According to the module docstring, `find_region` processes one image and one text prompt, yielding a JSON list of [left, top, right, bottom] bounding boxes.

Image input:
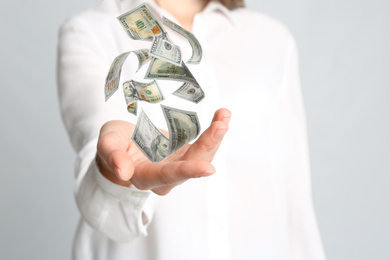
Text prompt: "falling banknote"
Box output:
[[133, 49, 152, 72], [161, 105, 201, 154], [122, 80, 165, 105], [149, 36, 182, 66], [172, 82, 205, 104], [145, 57, 199, 86], [132, 105, 201, 163], [105, 52, 130, 101], [105, 49, 152, 102], [117, 3, 170, 41], [134, 80, 165, 103], [132, 109, 169, 163], [105, 3, 206, 162], [162, 16, 202, 64], [144, 57, 206, 102]]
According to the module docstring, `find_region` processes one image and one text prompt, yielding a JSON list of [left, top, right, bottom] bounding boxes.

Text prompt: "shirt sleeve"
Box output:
[[57, 15, 159, 242], [278, 37, 327, 259]]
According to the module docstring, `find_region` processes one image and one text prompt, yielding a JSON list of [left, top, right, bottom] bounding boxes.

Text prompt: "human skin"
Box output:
[[97, 108, 231, 195], [96, 0, 230, 195], [154, 0, 210, 31]]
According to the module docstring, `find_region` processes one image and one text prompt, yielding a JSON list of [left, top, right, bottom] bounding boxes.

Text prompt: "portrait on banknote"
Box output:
[[148, 135, 170, 162], [123, 81, 138, 104]]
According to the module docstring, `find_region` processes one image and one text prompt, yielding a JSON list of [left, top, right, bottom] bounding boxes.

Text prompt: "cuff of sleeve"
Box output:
[[93, 161, 155, 239], [93, 161, 151, 208]]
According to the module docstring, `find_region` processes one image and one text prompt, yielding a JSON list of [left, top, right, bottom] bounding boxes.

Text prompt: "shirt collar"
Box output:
[[202, 1, 236, 26], [111, 0, 236, 26]]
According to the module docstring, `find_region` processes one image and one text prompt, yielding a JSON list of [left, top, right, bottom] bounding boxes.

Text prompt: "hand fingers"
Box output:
[[211, 107, 232, 124], [97, 120, 136, 180], [182, 108, 231, 161], [133, 160, 215, 194]]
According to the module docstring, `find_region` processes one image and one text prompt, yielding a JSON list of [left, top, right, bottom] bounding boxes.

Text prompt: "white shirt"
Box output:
[[57, 0, 326, 259]]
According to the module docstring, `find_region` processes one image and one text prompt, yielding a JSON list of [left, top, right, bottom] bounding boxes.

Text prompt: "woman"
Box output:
[[57, 0, 326, 259]]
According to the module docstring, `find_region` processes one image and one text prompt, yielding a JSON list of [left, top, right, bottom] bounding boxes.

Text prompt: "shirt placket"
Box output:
[[192, 12, 231, 260]]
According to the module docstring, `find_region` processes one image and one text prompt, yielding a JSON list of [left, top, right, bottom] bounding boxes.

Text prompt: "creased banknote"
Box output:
[[105, 49, 154, 102], [132, 106, 201, 163], [132, 49, 152, 72], [173, 82, 205, 104], [161, 105, 201, 153], [123, 80, 165, 105], [150, 36, 182, 66], [145, 58, 199, 86], [162, 16, 202, 64], [117, 3, 170, 41], [105, 52, 130, 101], [132, 80, 165, 103], [132, 110, 169, 163]]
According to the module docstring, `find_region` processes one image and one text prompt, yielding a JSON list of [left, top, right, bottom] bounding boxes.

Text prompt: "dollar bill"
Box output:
[[127, 102, 137, 116], [132, 110, 169, 163], [123, 81, 139, 104], [123, 80, 165, 105], [105, 52, 130, 101], [132, 49, 152, 72], [149, 36, 182, 66], [117, 3, 170, 41], [131, 106, 201, 163], [145, 58, 200, 86], [173, 82, 205, 104], [131, 80, 165, 103], [162, 16, 202, 64], [105, 49, 155, 102], [161, 105, 201, 153]]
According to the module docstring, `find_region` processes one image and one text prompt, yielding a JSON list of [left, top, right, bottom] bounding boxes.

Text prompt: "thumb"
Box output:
[[102, 149, 135, 181], [97, 121, 136, 181]]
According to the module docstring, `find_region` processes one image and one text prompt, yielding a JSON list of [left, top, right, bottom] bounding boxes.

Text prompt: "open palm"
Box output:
[[96, 108, 231, 195]]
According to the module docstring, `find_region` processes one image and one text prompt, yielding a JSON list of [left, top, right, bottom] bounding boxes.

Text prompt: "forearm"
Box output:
[[58, 17, 154, 241], [74, 140, 155, 242]]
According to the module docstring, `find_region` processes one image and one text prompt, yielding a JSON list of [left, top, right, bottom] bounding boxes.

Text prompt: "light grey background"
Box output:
[[0, 0, 388, 259]]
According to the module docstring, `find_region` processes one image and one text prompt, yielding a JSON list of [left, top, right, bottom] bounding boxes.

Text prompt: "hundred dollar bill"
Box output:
[[123, 81, 139, 104], [162, 16, 202, 64], [161, 105, 201, 154], [123, 80, 165, 105], [105, 52, 130, 101], [105, 49, 154, 102], [132, 49, 152, 72], [145, 58, 200, 86], [173, 82, 205, 104], [132, 110, 169, 163], [127, 102, 137, 116], [117, 3, 170, 41], [149, 36, 182, 66], [132, 80, 165, 103]]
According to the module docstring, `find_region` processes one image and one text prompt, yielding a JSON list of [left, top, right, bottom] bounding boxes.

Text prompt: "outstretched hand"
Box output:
[[96, 108, 231, 195]]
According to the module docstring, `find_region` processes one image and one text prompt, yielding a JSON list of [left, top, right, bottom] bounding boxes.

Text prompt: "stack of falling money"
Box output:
[[104, 3, 205, 163]]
